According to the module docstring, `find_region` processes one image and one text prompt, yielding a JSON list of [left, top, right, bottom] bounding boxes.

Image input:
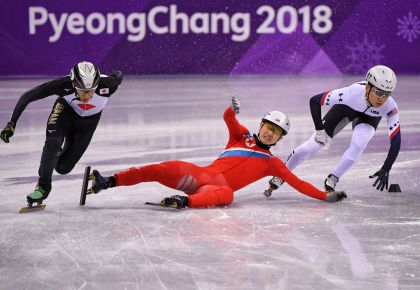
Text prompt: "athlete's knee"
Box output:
[[55, 162, 74, 175], [352, 138, 369, 153], [218, 186, 234, 205]]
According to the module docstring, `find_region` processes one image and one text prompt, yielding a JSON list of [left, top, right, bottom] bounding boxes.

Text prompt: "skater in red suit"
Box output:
[[89, 97, 346, 209]]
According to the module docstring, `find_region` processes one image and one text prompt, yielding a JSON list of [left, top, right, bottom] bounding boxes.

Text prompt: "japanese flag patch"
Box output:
[[100, 88, 109, 95]]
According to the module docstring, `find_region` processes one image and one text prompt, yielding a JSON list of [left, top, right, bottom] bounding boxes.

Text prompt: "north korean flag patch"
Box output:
[[100, 88, 109, 95]]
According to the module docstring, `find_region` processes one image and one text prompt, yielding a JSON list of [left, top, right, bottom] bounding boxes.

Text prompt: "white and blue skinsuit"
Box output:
[[285, 81, 401, 185]]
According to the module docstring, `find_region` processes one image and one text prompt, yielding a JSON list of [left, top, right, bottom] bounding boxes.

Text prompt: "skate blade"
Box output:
[[19, 204, 46, 213], [145, 202, 181, 211]]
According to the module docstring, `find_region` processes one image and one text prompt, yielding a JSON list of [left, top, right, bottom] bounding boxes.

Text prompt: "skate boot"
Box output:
[[27, 183, 51, 206], [88, 170, 116, 194], [263, 177, 284, 197], [324, 174, 339, 193], [160, 195, 189, 209]]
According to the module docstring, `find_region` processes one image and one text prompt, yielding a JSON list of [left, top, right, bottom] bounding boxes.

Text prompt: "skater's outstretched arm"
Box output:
[[10, 77, 72, 128], [370, 104, 401, 191], [1, 77, 72, 143], [223, 97, 249, 144], [270, 158, 346, 202]]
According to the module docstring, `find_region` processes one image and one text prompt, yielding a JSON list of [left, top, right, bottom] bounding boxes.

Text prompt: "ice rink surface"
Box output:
[[0, 76, 419, 290]]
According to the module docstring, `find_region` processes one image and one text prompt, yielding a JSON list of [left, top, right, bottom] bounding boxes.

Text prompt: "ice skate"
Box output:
[[19, 183, 51, 213], [145, 195, 189, 210], [80, 166, 115, 205], [324, 174, 339, 193]]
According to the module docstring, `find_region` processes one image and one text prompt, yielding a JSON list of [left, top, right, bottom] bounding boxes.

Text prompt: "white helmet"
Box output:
[[366, 65, 397, 92], [262, 111, 290, 135]]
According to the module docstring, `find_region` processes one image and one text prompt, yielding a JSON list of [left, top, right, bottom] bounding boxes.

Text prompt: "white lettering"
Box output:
[[190, 13, 209, 34], [28, 5, 332, 43], [86, 12, 106, 35], [210, 13, 230, 34], [49, 13, 68, 42], [127, 13, 146, 42], [170, 5, 189, 33], [107, 13, 126, 34], [29, 7, 48, 34], [148, 6, 168, 34], [231, 13, 250, 42], [67, 13, 85, 35]]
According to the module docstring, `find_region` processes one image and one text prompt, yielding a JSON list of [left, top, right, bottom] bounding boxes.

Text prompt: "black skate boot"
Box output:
[[27, 183, 51, 206], [89, 170, 116, 194], [160, 195, 189, 209], [324, 174, 339, 193]]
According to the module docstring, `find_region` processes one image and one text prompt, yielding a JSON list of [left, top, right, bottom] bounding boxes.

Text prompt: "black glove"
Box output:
[[369, 168, 389, 191], [0, 122, 15, 143], [325, 191, 347, 203]]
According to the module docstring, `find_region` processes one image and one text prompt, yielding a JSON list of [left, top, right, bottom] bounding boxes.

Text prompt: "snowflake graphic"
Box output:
[[345, 33, 384, 74], [397, 12, 420, 43]]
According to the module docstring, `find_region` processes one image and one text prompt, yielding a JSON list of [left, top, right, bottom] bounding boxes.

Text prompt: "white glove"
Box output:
[[231, 96, 240, 114], [314, 129, 328, 146]]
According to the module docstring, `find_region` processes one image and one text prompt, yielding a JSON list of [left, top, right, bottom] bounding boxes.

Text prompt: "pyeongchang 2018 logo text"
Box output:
[[29, 5, 333, 43]]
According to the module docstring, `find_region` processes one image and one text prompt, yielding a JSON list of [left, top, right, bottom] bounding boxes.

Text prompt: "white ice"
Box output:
[[0, 76, 419, 289]]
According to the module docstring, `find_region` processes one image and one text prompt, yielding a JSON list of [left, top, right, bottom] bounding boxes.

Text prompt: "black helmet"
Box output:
[[70, 61, 100, 91]]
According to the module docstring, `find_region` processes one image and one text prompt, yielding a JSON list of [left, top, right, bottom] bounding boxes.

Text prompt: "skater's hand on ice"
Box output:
[[263, 177, 284, 197], [369, 168, 389, 191], [0, 122, 15, 143], [231, 96, 240, 114], [325, 191, 347, 202], [314, 129, 328, 146]]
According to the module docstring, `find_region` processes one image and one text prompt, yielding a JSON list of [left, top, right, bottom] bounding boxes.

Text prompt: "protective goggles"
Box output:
[[264, 122, 283, 136], [75, 86, 97, 93], [371, 87, 391, 99]]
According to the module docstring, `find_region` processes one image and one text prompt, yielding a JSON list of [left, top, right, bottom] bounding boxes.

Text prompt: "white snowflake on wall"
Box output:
[[397, 12, 420, 43], [345, 34, 384, 74]]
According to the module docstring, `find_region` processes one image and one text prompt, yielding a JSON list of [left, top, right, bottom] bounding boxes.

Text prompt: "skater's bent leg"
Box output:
[[39, 99, 70, 183], [332, 123, 375, 178], [286, 133, 324, 171], [188, 185, 234, 208]]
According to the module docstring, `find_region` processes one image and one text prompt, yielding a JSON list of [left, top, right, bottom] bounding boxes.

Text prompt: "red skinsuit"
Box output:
[[114, 107, 327, 207]]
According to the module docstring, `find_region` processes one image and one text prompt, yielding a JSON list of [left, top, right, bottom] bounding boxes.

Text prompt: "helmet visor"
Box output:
[[371, 87, 391, 99], [75, 86, 97, 93], [264, 122, 283, 137]]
